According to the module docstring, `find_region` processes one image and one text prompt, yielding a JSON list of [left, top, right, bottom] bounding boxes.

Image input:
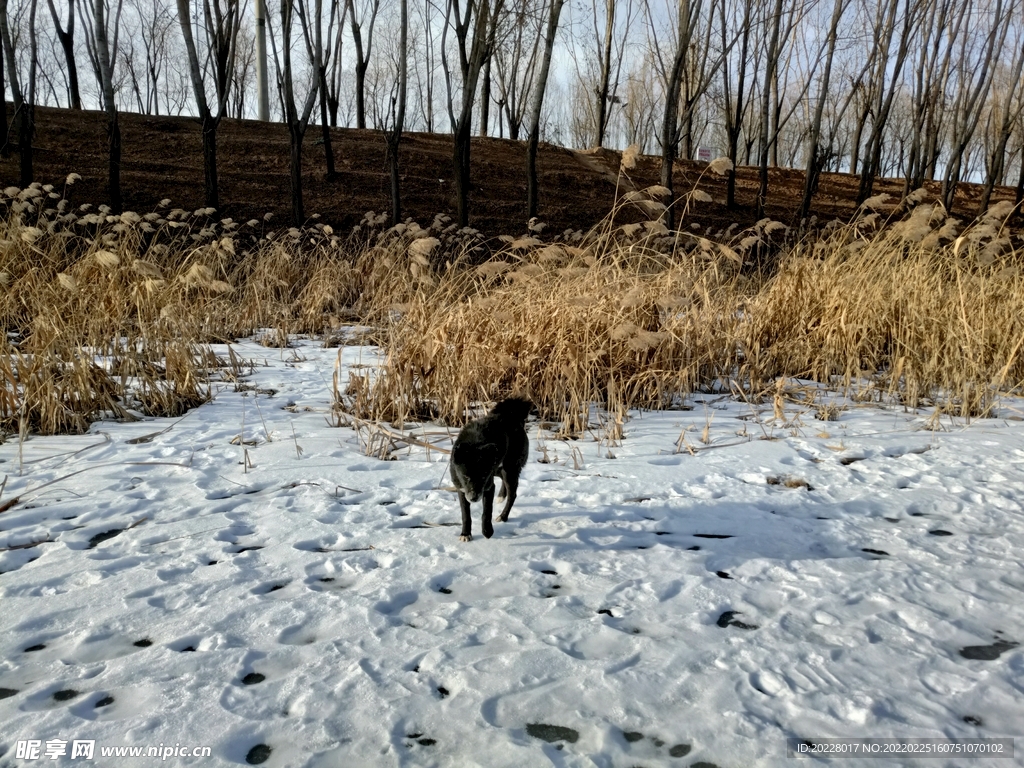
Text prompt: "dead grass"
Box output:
[[2, 177, 1023, 441], [337, 190, 1024, 427]]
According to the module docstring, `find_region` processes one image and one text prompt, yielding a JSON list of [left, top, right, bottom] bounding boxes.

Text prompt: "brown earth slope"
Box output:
[[2, 105, 1018, 237]]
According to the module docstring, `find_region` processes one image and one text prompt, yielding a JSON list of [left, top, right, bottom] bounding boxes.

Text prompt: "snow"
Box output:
[[1, 337, 1022, 767]]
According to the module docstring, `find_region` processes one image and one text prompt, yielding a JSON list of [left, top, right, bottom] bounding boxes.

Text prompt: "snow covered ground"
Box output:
[[1, 337, 1022, 767]]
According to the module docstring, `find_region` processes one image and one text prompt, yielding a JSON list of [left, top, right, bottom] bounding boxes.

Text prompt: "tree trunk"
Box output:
[[659, 0, 704, 230], [479, 53, 491, 136], [201, 116, 219, 210], [281, 0, 322, 224], [387, 0, 407, 224], [798, 0, 845, 220], [319, 65, 336, 178], [354, 61, 367, 128], [757, 0, 785, 218], [387, 131, 401, 223], [977, 42, 1024, 213], [595, 0, 614, 147], [47, 0, 81, 109], [1014, 155, 1023, 211], [0, 32, 6, 155], [454, 112, 472, 226], [447, 0, 502, 227], [289, 124, 305, 223], [108, 109, 122, 212], [19, 102, 32, 187], [94, 0, 121, 211], [526, 0, 564, 219], [346, 0, 379, 130], [856, 0, 916, 204], [0, 0, 25, 165], [723, 0, 751, 210]]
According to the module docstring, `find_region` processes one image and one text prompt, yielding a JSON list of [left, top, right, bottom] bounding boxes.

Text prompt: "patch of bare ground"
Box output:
[[3, 104, 1019, 235]]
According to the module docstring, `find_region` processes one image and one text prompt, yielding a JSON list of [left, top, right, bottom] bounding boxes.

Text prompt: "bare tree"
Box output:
[[976, 34, 1023, 211], [0, 31, 6, 145], [45, 0, 81, 108], [491, 0, 542, 140], [620, 55, 659, 151], [132, 0, 176, 115], [902, 0, 964, 194], [175, 0, 241, 210], [77, 0, 124, 108], [978, 34, 1024, 211], [651, 0, 725, 227], [718, 0, 755, 208], [443, 0, 505, 227], [384, 0, 408, 223], [0, 0, 23, 164], [228, 18, 256, 118], [86, 0, 124, 210], [755, 0, 787, 217], [1, 0, 38, 185], [1016, 109, 1024, 209], [940, 0, 1014, 212], [315, 0, 345, 176], [525, 0, 564, 218], [798, 0, 851, 219], [122, 1, 175, 116], [345, 0, 380, 129], [853, 0, 921, 203], [591, 0, 635, 147], [280, 0, 324, 223], [411, 0, 439, 131]]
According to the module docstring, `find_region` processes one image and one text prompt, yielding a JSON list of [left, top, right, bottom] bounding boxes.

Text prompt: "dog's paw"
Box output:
[[483, 527, 493, 539], [496, 513, 509, 523], [458, 534, 472, 542]]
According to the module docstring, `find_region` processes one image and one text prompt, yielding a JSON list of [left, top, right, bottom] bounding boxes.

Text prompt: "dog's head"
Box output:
[[491, 397, 534, 424], [451, 442, 499, 502]]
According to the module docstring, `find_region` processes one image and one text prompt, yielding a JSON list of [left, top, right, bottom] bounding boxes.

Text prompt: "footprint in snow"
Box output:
[[245, 744, 272, 765], [277, 624, 317, 646], [717, 611, 758, 630], [252, 581, 290, 595], [526, 723, 579, 744], [404, 732, 437, 747], [229, 543, 265, 554], [87, 528, 125, 549], [959, 640, 1018, 660], [374, 591, 419, 615], [620, 730, 692, 758]]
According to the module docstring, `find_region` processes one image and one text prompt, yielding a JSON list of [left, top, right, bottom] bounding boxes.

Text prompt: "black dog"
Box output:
[[450, 397, 531, 541]]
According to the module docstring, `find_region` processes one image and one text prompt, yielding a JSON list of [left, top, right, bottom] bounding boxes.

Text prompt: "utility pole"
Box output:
[[255, 0, 269, 120]]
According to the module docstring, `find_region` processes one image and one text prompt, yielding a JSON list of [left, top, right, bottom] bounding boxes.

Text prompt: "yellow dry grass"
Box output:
[[2, 178, 1023, 440]]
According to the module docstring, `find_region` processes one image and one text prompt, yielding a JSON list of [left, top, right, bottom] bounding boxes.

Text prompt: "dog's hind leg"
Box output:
[[482, 481, 496, 538], [497, 469, 518, 523], [458, 492, 473, 542]]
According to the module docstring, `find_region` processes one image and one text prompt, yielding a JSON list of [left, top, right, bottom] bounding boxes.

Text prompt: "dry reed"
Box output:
[[3, 178, 1023, 442]]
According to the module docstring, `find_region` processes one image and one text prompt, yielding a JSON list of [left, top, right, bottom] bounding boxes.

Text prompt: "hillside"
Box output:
[[2, 105, 1019, 236]]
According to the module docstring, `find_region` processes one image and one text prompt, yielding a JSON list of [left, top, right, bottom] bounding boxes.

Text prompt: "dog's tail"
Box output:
[[491, 396, 533, 424]]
